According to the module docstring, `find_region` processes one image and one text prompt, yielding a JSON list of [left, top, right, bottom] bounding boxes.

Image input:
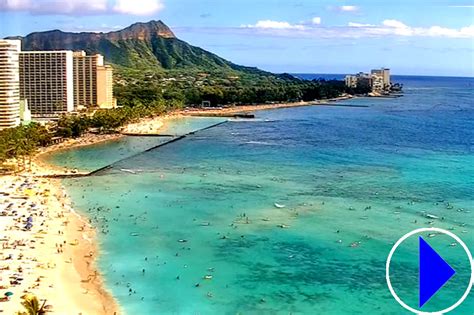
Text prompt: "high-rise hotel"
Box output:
[[73, 51, 116, 109], [73, 51, 101, 109], [0, 41, 116, 127], [19, 51, 74, 119], [96, 64, 115, 109], [0, 40, 21, 130]]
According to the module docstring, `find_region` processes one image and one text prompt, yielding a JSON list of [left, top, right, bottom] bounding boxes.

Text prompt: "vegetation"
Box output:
[[0, 99, 181, 172], [1, 20, 370, 173], [16, 294, 46, 315], [17, 20, 355, 107], [114, 67, 350, 107], [0, 123, 51, 171]]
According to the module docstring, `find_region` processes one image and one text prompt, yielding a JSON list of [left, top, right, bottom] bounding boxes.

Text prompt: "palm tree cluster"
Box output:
[[0, 100, 181, 172], [0, 123, 51, 172], [16, 294, 47, 315]]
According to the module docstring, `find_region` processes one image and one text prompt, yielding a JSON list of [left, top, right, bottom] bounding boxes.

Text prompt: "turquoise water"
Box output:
[[53, 76, 473, 314], [43, 117, 226, 172]]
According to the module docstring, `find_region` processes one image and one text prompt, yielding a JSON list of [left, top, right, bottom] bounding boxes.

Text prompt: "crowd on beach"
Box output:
[[120, 117, 164, 135], [0, 112, 173, 314], [0, 176, 60, 313], [0, 174, 116, 314]]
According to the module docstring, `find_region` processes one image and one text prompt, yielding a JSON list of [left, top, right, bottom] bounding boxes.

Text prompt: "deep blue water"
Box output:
[[48, 75, 474, 314]]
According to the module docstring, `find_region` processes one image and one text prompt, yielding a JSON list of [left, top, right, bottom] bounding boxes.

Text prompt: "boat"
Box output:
[[203, 275, 213, 280], [130, 232, 139, 237], [274, 203, 286, 209], [425, 213, 439, 219], [277, 224, 289, 228]]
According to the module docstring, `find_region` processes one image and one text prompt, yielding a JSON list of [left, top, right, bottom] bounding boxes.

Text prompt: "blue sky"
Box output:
[[1, 0, 473, 76]]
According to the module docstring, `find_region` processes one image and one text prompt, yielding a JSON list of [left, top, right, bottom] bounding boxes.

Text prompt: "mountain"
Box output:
[[8, 20, 268, 74]]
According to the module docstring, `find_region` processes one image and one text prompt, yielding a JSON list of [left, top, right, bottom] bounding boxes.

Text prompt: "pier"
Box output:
[[37, 121, 228, 178], [188, 113, 255, 118], [120, 133, 176, 137]]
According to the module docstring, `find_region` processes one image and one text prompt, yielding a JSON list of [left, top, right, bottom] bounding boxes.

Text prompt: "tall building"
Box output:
[[345, 72, 372, 90], [344, 75, 358, 88], [371, 68, 390, 88], [19, 51, 74, 119], [0, 40, 21, 130], [356, 73, 373, 90], [97, 65, 115, 109], [73, 51, 103, 109], [371, 75, 384, 92]]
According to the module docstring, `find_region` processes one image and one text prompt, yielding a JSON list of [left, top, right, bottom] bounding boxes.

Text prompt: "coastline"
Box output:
[[0, 135, 132, 313], [180, 95, 355, 117], [0, 96, 354, 315], [0, 173, 120, 315]]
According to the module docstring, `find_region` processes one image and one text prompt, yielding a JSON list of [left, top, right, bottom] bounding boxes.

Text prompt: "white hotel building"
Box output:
[[0, 40, 21, 130], [19, 51, 74, 119]]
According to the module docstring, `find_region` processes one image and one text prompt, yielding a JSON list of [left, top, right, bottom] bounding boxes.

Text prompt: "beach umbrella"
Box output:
[[4, 291, 13, 297]]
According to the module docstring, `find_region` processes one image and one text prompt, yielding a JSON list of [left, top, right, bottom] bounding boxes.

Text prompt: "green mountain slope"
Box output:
[[9, 20, 267, 74]]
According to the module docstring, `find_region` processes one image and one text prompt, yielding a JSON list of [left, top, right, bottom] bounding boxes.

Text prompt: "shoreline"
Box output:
[[0, 173, 120, 315], [179, 95, 355, 117], [0, 95, 355, 315], [0, 135, 134, 313]]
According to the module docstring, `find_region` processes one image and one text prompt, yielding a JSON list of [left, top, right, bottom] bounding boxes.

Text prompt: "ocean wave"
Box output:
[[403, 87, 436, 91], [244, 141, 276, 146]]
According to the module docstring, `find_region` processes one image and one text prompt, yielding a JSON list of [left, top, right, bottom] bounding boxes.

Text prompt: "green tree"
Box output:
[[17, 294, 46, 315]]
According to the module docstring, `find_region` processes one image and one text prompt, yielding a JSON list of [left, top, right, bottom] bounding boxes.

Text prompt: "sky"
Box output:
[[1, 0, 473, 76]]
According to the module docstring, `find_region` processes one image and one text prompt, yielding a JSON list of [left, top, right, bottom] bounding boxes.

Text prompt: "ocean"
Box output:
[[46, 75, 474, 314]]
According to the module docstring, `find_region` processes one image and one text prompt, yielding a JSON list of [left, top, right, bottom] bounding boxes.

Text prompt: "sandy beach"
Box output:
[[0, 133, 133, 313], [0, 112, 178, 314], [180, 95, 354, 117], [0, 174, 119, 315], [120, 116, 164, 135]]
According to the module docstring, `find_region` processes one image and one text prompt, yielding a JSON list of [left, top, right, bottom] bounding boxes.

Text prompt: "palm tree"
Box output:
[[17, 295, 46, 315]]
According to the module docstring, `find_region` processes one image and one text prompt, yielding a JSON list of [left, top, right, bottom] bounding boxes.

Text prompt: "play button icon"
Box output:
[[386, 227, 474, 314], [419, 236, 456, 308]]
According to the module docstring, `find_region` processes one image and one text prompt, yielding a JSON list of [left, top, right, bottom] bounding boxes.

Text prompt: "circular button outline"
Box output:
[[386, 227, 474, 314]]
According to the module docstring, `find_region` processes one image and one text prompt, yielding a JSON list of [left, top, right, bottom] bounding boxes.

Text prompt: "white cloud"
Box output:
[[381, 19, 412, 36], [348, 22, 375, 27], [0, 0, 29, 10], [66, 23, 124, 32], [0, 0, 164, 15], [243, 20, 305, 30], [240, 18, 474, 39], [0, 0, 107, 14], [113, 0, 164, 15], [376, 19, 474, 38], [338, 5, 359, 12], [382, 19, 408, 29], [312, 17, 321, 25], [423, 25, 474, 37]]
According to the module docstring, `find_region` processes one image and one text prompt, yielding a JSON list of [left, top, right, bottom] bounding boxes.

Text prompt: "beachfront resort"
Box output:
[[0, 6, 472, 313], [0, 39, 116, 130], [344, 68, 402, 96], [0, 39, 120, 314]]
